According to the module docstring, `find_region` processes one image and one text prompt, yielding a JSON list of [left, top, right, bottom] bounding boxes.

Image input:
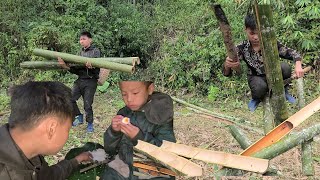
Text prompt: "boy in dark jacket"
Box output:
[[0, 81, 92, 180], [223, 14, 304, 111], [103, 81, 176, 179], [58, 31, 101, 132]]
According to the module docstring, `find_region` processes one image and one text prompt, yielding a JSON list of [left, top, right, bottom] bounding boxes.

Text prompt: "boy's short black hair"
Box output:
[[9, 81, 74, 130], [80, 31, 92, 38], [245, 14, 256, 30]]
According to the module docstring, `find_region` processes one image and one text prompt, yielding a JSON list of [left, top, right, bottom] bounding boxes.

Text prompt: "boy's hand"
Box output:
[[121, 123, 140, 139], [111, 115, 123, 132], [57, 57, 70, 70], [224, 57, 240, 70], [86, 62, 93, 69], [75, 152, 93, 164], [295, 61, 304, 78]]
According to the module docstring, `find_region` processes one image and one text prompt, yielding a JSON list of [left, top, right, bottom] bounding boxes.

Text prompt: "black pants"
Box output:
[[72, 78, 97, 123], [248, 62, 291, 100]]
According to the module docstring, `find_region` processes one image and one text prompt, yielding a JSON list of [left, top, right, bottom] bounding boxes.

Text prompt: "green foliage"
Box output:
[[0, 0, 318, 103], [207, 85, 220, 101]]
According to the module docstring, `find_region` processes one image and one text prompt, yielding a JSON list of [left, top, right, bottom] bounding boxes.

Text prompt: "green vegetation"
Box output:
[[0, 0, 318, 101]]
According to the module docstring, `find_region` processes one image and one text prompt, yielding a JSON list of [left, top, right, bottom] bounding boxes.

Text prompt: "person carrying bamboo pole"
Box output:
[[58, 31, 103, 132], [223, 14, 304, 112], [102, 72, 176, 179]]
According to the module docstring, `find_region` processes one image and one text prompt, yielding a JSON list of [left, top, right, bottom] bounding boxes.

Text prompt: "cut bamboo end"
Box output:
[[241, 96, 320, 156]]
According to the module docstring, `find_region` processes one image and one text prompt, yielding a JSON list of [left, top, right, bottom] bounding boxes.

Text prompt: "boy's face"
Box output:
[[79, 35, 92, 49], [245, 28, 259, 46], [119, 81, 154, 111], [45, 118, 72, 155]]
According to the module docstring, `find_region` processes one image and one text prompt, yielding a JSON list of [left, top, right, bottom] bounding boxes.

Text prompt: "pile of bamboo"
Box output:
[[20, 48, 140, 73]]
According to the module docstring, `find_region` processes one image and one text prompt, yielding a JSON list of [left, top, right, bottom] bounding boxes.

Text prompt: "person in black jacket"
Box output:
[[0, 81, 92, 180], [103, 81, 176, 179], [58, 31, 101, 132]]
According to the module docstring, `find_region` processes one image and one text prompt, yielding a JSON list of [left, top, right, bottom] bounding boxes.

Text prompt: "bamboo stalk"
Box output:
[[228, 125, 252, 149], [301, 139, 314, 176], [296, 78, 306, 109], [20, 61, 65, 70], [171, 96, 263, 134], [186, 107, 263, 134], [33, 49, 134, 73], [241, 96, 320, 156], [262, 96, 275, 134], [296, 77, 314, 176], [252, 124, 320, 159], [254, 3, 288, 124]]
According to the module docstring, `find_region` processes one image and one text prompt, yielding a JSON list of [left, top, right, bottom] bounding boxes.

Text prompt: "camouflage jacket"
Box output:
[[237, 40, 302, 76]]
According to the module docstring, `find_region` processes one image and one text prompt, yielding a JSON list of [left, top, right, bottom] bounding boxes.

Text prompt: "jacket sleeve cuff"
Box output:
[[132, 130, 144, 146], [110, 127, 122, 136], [70, 158, 79, 169]]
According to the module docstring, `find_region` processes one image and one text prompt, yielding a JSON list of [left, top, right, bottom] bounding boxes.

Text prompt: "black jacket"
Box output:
[[69, 45, 101, 79], [0, 124, 78, 180], [103, 92, 176, 179]]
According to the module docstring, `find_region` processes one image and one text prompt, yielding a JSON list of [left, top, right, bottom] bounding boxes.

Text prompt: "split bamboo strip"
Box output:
[[241, 96, 320, 156], [160, 141, 269, 174], [252, 124, 320, 159], [134, 140, 203, 177]]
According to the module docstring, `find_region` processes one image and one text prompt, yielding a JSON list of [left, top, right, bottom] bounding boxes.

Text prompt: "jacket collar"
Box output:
[[82, 44, 95, 52], [0, 124, 42, 171]]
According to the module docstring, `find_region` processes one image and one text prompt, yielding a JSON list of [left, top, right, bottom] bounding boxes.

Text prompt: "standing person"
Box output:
[[0, 81, 92, 180], [58, 31, 101, 132], [103, 81, 176, 179], [223, 14, 304, 112]]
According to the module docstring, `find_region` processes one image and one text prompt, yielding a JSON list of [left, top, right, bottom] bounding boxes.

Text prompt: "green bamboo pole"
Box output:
[[296, 78, 314, 176], [262, 96, 275, 134], [252, 124, 320, 159], [171, 96, 263, 135], [33, 48, 134, 73], [254, 3, 288, 125], [301, 139, 314, 176], [20, 61, 65, 69], [297, 78, 306, 109], [228, 125, 252, 149]]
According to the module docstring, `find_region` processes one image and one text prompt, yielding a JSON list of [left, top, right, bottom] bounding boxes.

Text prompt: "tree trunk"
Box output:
[[211, 4, 238, 62], [254, 3, 288, 124], [33, 49, 134, 73], [252, 124, 320, 159], [228, 125, 252, 149]]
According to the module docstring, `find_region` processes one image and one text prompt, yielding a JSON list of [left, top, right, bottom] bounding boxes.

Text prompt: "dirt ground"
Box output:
[[0, 91, 319, 180]]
